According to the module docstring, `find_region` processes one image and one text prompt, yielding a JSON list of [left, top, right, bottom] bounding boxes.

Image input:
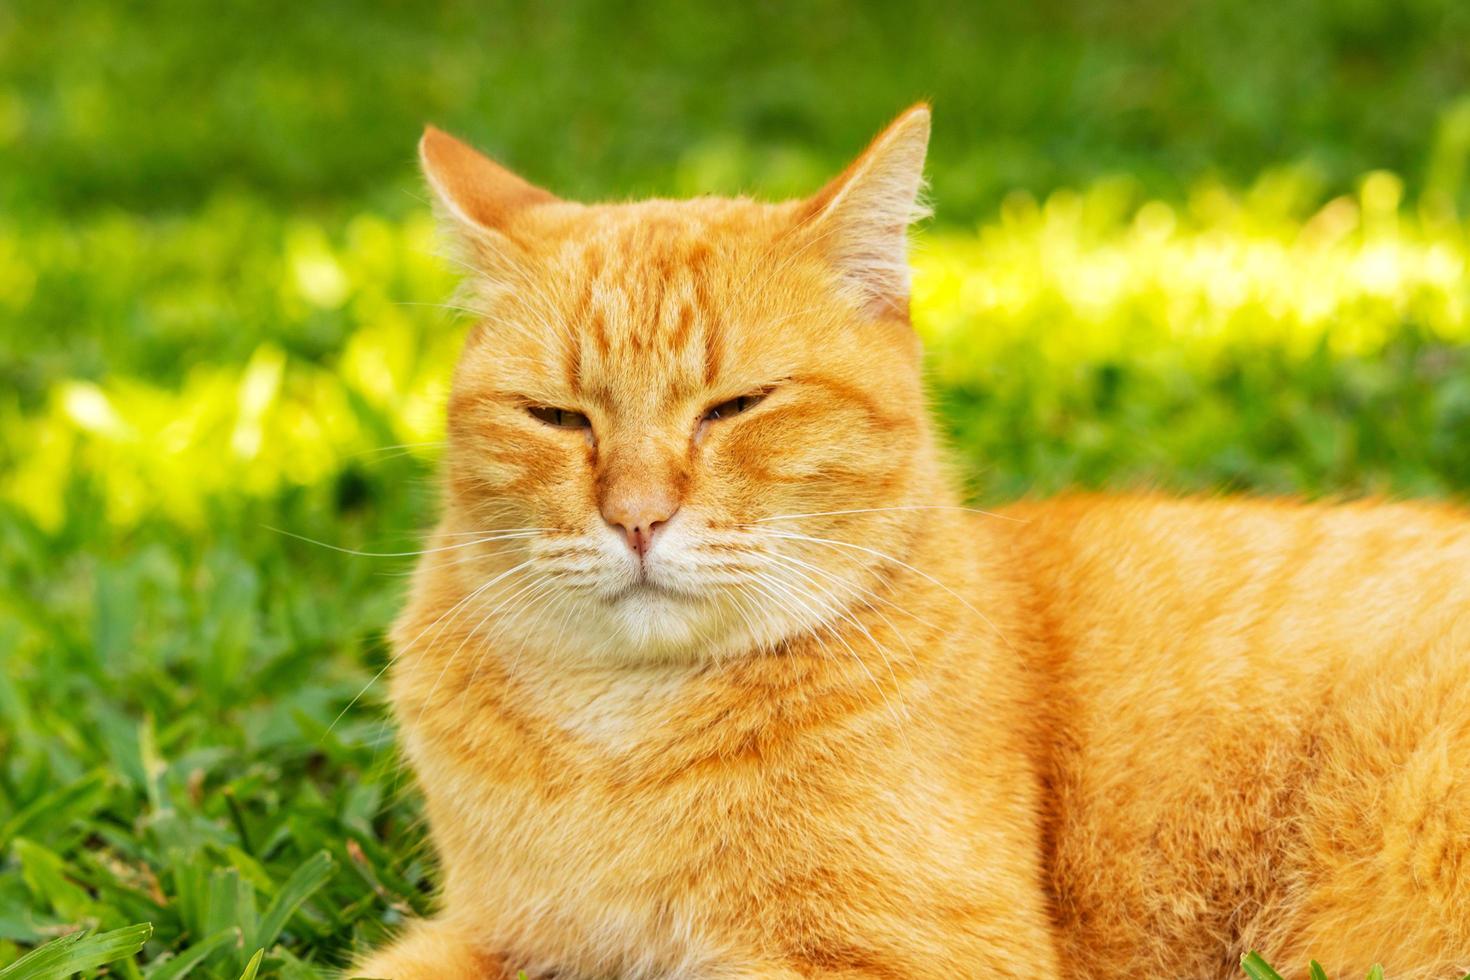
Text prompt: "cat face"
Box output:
[[422, 108, 936, 663]]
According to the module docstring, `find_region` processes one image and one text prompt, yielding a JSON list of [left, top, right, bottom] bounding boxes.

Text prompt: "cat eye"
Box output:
[[703, 392, 768, 422], [528, 406, 592, 429]]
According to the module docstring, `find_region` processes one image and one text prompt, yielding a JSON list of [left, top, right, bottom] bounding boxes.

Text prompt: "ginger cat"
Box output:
[[354, 107, 1470, 979]]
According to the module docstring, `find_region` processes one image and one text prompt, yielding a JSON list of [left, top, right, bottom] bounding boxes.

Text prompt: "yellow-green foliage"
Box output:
[[5, 169, 1467, 533], [918, 172, 1467, 370]]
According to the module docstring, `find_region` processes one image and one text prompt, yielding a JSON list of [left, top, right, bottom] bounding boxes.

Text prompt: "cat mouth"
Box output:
[[603, 579, 694, 604]]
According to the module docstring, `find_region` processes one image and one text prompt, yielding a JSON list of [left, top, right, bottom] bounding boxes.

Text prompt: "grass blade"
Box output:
[[0, 774, 109, 852], [1366, 968, 1385, 980], [253, 851, 334, 951], [144, 927, 239, 980], [203, 869, 246, 952], [0, 923, 153, 980], [1241, 951, 1288, 980], [237, 949, 265, 980], [1309, 962, 1329, 980]]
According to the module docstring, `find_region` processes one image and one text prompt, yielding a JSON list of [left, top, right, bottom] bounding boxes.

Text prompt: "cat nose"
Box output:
[[600, 490, 679, 559]]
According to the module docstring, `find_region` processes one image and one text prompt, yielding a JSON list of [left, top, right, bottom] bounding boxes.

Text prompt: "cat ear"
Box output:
[[418, 125, 558, 235], [798, 104, 932, 317]]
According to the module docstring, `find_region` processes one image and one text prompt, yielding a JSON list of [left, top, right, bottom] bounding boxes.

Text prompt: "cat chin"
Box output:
[[510, 585, 781, 668], [598, 592, 754, 665]]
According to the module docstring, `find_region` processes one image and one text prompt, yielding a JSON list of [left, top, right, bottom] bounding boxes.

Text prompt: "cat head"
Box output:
[[418, 106, 941, 665]]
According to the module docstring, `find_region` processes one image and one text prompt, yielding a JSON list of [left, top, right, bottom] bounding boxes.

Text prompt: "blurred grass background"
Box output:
[[2, 1, 1470, 976]]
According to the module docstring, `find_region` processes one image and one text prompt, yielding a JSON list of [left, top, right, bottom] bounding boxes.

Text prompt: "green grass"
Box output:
[[1241, 951, 1470, 980], [4, 0, 1470, 976]]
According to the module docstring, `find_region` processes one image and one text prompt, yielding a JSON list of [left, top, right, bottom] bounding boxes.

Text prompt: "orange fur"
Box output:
[[353, 108, 1470, 979]]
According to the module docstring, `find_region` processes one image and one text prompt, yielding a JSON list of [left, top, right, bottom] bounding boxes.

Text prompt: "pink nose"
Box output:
[[600, 494, 679, 559]]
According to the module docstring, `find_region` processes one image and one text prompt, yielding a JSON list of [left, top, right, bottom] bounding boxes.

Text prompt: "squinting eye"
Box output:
[[528, 406, 592, 429], [703, 391, 768, 422]]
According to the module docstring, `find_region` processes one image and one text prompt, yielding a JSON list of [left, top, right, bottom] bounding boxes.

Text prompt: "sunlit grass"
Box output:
[[5, 168, 1468, 533], [916, 170, 1467, 370]]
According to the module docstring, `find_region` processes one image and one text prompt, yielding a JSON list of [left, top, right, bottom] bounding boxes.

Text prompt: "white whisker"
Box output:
[[761, 546, 940, 637], [761, 528, 1015, 652], [753, 505, 1026, 524], [417, 566, 549, 720], [266, 525, 547, 558], [746, 568, 910, 746], [324, 557, 536, 736]]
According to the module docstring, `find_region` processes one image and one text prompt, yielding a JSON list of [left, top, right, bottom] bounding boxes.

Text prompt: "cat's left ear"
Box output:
[[797, 104, 931, 318], [419, 125, 559, 237]]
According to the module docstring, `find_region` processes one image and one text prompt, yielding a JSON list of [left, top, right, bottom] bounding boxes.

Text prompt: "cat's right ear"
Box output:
[[418, 126, 558, 236], [794, 105, 931, 319]]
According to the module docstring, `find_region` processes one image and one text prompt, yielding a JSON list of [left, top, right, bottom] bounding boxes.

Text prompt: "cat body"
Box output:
[[354, 109, 1470, 979], [1017, 495, 1470, 976]]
